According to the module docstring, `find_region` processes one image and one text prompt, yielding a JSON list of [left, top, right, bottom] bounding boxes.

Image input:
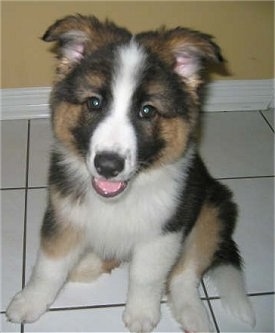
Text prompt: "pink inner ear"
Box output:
[[174, 54, 200, 79], [64, 43, 84, 62], [60, 30, 87, 63]]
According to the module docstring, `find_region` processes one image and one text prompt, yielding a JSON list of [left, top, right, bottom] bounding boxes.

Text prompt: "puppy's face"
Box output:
[[44, 15, 222, 198]]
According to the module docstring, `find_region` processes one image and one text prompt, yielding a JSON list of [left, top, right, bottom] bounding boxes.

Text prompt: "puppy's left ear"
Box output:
[[168, 28, 223, 82], [138, 27, 223, 87]]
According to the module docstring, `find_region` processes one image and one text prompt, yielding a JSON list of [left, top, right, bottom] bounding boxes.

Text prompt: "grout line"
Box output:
[[259, 110, 274, 133], [217, 175, 274, 181], [199, 291, 275, 302], [22, 120, 31, 288], [21, 120, 31, 333], [202, 281, 220, 333], [1, 186, 48, 191], [1, 187, 26, 191], [48, 299, 169, 313], [248, 291, 275, 297], [201, 109, 269, 114], [49, 303, 126, 312]]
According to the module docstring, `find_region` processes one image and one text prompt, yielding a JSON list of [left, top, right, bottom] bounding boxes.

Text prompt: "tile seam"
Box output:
[[21, 120, 31, 333]]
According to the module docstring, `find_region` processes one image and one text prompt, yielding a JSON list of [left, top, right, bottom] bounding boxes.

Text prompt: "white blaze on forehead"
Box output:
[[112, 40, 146, 116], [89, 40, 146, 179]]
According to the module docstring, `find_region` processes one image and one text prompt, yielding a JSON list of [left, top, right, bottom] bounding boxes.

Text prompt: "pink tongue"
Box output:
[[92, 178, 127, 198]]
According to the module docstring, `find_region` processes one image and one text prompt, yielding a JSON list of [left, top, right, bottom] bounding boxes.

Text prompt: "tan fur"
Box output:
[[52, 102, 82, 153], [157, 117, 190, 166], [41, 224, 83, 258], [69, 252, 120, 283], [169, 203, 221, 280], [41, 186, 84, 258], [55, 58, 76, 82], [102, 258, 121, 273]]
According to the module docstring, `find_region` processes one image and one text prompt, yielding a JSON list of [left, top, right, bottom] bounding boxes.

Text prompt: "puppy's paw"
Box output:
[[123, 304, 160, 333], [6, 290, 49, 323], [171, 299, 213, 332]]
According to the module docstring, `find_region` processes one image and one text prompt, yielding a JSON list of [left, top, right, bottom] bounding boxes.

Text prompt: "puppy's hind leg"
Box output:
[[69, 252, 120, 283], [168, 203, 222, 333]]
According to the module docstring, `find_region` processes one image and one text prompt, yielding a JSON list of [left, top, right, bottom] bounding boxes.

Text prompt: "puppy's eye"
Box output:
[[139, 105, 157, 120], [87, 96, 103, 111]]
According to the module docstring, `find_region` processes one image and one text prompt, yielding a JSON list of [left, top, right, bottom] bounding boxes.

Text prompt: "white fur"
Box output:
[[124, 232, 182, 332], [88, 41, 146, 180], [169, 267, 213, 332], [6, 249, 82, 323]]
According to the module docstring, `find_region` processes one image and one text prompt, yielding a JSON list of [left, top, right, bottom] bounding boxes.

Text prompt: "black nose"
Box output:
[[94, 152, 125, 179]]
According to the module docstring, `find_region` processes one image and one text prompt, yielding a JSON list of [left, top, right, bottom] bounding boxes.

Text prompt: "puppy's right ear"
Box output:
[[42, 15, 92, 66], [42, 14, 131, 76]]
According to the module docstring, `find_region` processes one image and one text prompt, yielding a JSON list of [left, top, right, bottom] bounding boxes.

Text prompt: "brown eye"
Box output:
[[87, 96, 103, 111], [139, 105, 157, 120]]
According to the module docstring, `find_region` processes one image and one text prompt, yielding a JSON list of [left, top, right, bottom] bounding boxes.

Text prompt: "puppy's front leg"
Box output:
[[6, 205, 85, 323], [123, 232, 181, 333]]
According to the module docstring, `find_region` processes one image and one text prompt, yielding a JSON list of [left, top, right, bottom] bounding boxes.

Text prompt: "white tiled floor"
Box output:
[[1, 109, 274, 332]]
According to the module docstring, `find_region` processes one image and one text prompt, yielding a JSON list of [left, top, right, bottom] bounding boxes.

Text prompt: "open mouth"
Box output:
[[92, 177, 128, 198]]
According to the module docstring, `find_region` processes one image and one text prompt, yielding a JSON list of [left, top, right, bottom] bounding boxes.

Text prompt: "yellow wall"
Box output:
[[2, 1, 274, 88]]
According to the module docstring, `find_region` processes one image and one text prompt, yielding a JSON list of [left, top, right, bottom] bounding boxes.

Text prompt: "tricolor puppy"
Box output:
[[7, 15, 255, 332]]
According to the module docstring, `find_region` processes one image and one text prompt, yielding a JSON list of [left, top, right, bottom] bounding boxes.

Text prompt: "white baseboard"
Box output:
[[203, 79, 274, 112], [1, 79, 274, 120]]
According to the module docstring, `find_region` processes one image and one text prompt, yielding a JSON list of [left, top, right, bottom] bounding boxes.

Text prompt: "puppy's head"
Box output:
[[43, 14, 222, 198]]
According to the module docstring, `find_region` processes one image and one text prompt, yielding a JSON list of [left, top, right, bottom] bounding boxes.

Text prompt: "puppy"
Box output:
[[6, 15, 255, 332]]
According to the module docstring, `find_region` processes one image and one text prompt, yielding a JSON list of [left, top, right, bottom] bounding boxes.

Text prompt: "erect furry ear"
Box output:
[[43, 29, 88, 63], [169, 28, 223, 80], [42, 15, 92, 64], [137, 27, 223, 85], [42, 14, 131, 72]]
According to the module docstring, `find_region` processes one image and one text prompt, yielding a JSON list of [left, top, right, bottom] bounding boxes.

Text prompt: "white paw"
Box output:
[[123, 304, 160, 333], [171, 300, 212, 332], [6, 290, 49, 323]]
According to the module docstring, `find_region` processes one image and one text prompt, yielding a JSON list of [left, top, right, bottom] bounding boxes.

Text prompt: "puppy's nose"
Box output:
[[94, 152, 125, 179]]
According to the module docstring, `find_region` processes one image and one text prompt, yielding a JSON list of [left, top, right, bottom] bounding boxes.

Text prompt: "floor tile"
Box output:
[[210, 294, 274, 332], [1, 313, 21, 333], [204, 177, 274, 296], [23, 302, 213, 332], [261, 109, 274, 131], [28, 119, 53, 187], [200, 111, 274, 178], [1, 190, 25, 311], [1, 120, 28, 188], [23, 306, 127, 332]]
